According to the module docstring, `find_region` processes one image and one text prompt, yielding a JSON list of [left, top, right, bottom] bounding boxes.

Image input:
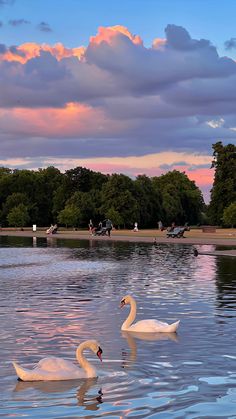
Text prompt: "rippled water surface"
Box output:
[[1, 236, 236, 418]]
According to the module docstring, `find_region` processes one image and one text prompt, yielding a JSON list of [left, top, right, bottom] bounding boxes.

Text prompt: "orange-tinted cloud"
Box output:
[[89, 25, 143, 46], [0, 42, 85, 63], [0, 102, 123, 137], [152, 38, 166, 49], [0, 25, 142, 64]]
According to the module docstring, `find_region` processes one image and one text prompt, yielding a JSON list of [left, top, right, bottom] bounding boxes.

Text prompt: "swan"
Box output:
[[120, 295, 180, 333], [12, 340, 103, 381]]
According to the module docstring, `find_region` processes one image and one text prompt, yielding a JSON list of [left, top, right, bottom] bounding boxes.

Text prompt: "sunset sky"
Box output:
[[1, 0, 236, 202]]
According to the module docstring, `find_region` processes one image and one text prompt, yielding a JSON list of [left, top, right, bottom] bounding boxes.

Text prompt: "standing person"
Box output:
[[133, 222, 138, 232], [105, 218, 113, 237], [88, 219, 93, 235], [158, 220, 163, 230]]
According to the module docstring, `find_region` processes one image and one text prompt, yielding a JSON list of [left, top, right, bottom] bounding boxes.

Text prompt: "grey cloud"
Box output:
[[0, 21, 3, 27], [0, 24, 236, 159], [8, 18, 30, 26], [0, 51, 118, 107], [165, 24, 212, 51], [159, 162, 211, 170], [9, 45, 26, 56], [225, 37, 236, 50], [0, 43, 26, 56], [37, 21, 52, 32], [85, 25, 236, 96]]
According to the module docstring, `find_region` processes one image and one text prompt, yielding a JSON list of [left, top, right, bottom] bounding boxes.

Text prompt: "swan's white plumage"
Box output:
[[12, 340, 102, 381], [120, 295, 180, 333]]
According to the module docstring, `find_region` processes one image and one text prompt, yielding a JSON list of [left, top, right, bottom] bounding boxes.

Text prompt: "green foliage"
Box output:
[[208, 142, 236, 225], [1, 191, 30, 226], [222, 202, 236, 227], [58, 205, 81, 228], [100, 174, 139, 227], [105, 207, 123, 228], [64, 167, 108, 194], [3, 192, 29, 214], [152, 170, 203, 225], [0, 164, 206, 228], [134, 175, 162, 228], [7, 203, 30, 227], [67, 191, 96, 227]]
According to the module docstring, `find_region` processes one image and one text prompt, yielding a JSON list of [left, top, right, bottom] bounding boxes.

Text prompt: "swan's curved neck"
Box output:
[[76, 342, 96, 377], [121, 297, 137, 330]]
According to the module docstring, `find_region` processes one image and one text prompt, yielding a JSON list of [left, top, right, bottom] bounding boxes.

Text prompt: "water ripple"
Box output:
[[0, 239, 236, 418]]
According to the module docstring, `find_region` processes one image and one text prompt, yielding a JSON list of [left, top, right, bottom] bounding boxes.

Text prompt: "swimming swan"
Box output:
[[12, 340, 103, 381], [120, 295, 180, 333]]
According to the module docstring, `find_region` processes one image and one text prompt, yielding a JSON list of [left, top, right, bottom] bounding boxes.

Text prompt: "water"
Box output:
[[0, 236, 236, 418]]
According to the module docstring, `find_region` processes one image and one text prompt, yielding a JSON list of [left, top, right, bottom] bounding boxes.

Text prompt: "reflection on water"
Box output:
[[215, 257, 236, 311], [121, 331, 179, 369], [0, 236, 236, 418], [14, 378, 103, 411]]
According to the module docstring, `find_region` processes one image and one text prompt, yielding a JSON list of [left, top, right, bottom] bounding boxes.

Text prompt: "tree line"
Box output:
[[0, 142, 235, 228]]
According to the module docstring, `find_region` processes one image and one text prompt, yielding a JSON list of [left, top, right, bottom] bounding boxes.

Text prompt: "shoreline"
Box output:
[[1, 228, 236, 257]]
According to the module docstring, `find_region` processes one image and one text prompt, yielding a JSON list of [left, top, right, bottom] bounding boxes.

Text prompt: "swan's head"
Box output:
[[84, 340, 103, 362], [120, 295, 132, 308], [90, 340, 102, 362]]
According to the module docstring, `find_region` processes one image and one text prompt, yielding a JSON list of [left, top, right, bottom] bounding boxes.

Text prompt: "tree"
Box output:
[[34, 167, 63, 226], [58, 205, 81, 228], [100, 174, 139, 228], [152, 170, 203, 226], [7, 204, 30, 227], [66, 191, 96, 227], [222, 202, 236, 227], [3, 192, 29, 214], [134, 175, 162, 228], [105, 207, 123, 228], [65, 167, 92, 192], [208, 142, 236, 225]]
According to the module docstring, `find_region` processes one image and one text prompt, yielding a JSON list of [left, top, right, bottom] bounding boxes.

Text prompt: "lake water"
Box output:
[[1, 236, 236, 418]]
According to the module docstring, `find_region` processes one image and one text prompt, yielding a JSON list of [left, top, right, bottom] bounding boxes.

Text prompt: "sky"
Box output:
[[1, 0, 236, 203]]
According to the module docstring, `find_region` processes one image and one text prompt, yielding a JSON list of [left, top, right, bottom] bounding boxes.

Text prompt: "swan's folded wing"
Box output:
[[130, 319, 180, 332], [38, 357, 75, 372]]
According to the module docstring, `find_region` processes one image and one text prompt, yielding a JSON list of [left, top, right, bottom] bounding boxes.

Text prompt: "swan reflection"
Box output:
[[121, 330, 179, 368], [14, 378, 103, 411], [122, 330, 179, 342], [14, 378, 81, 394]]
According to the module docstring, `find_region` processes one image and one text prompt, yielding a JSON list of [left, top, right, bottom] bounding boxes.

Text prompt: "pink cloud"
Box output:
[[89, 25, 143, 46]]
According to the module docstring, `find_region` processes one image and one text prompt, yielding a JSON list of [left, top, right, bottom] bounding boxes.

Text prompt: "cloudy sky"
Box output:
[[1, 0, 236, 202]]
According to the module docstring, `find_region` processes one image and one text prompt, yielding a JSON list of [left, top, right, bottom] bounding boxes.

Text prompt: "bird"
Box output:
[[12, 340, 103, 381], [193, 248, 199, 257], [120, 295, 180, 333]]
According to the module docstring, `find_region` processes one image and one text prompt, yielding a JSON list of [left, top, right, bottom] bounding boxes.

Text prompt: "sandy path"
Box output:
[[1, 228, 236, 256]]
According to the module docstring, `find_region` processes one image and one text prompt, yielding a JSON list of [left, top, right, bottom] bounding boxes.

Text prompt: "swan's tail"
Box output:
[[12, 361, 28, 381], [165, 320, 180, 333]]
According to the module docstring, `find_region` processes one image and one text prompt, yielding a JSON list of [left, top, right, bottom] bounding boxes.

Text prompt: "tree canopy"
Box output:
[[208, 142, 236, 225], [0, 164, 207, 228]]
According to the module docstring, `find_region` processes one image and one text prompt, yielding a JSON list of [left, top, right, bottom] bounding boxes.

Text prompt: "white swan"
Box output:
[[120, 295, 180, 333], [12, 340, 103, 381]]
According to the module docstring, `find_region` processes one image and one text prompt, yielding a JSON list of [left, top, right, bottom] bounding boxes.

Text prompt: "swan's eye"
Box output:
[[120, 299, 126, 308]]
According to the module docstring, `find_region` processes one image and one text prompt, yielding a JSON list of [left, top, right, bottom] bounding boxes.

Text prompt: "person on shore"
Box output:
[[92, 221, 102, 235], [133, 222, 138, 232], [168, 222, 175, 232], [105, 219, 113, 237], [158, 220, 163, 230], [88, 219, 93, 235]]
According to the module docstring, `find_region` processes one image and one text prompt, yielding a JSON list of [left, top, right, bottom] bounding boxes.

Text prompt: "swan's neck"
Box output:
[[76, 343, 96, 377], [121, 297, 137, 330]]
